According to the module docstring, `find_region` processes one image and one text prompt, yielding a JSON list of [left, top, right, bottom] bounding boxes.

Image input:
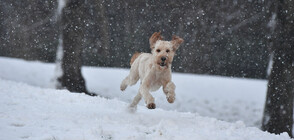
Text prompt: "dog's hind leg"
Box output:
[[129, 92, 142, 108], [120, 76, 130, 91], [127, 92, 142, 113], [120, 61, 140, 91]]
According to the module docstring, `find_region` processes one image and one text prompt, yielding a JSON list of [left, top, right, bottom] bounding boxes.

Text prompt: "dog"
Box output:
[[120, 32, 184, 110]]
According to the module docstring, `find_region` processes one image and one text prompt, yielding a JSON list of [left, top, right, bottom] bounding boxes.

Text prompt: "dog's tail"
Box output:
[[130, 52, 142, 66]]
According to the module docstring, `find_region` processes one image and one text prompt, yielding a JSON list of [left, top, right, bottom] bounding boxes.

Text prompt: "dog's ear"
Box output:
[[171, 35, 184, 51], [149, 32, 163, 50]]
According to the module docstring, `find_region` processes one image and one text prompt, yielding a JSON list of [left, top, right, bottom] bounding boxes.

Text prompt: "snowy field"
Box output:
[[0, 57, 291, 140]]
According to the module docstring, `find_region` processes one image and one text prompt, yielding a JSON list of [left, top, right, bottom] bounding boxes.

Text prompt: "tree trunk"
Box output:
[[262, 0, 294, 137], [59, 0, 95, 96], [262, 49, 294, 137]]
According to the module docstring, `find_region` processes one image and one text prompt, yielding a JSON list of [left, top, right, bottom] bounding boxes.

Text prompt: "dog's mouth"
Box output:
[[159, 62, 167, 67]]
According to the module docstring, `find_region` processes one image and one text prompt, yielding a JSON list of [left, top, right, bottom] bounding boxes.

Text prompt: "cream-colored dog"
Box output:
[[120, 32, 184, 109]]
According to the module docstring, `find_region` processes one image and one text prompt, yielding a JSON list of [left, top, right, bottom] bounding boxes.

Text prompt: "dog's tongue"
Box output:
[[160, 62, 165, 66]]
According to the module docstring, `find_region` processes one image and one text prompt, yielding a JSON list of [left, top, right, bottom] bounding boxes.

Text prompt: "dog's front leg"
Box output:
[[139, 81, 156, 109], [163, 81, 176, 103]]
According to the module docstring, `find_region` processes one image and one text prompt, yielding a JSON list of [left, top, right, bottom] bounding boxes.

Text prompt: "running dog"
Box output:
[[120, 32, 184, 109]]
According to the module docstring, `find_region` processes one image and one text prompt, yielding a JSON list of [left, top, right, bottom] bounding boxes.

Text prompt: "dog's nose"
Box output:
[[161, 57, 166, 61]]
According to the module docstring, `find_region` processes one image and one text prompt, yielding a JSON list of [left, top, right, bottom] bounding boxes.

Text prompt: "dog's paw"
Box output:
[[147, 103, 156, 109], [120, 83, 127, 91], [127, 105, 137, 113], [167, 95, 175, 103]]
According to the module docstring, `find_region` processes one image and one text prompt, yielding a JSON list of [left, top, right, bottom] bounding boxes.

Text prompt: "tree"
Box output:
[[58, 0, 96, 96], [262, 0, 294, 137]]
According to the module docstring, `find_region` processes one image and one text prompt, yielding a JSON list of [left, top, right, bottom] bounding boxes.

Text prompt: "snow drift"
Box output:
[[0, 57, 291, 139]]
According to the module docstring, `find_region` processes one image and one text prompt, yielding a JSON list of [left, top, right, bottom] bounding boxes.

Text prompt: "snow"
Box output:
[[267, 52, 273, 77], [0, 57, 266, 126], [268, 13, 277, 31], [57, 0, 66, 16], [51, 35, 63, 89], [0, 57, 291, 140]]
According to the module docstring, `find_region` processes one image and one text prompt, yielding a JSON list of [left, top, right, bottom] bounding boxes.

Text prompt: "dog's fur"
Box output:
[[120, 32, 184, 109]]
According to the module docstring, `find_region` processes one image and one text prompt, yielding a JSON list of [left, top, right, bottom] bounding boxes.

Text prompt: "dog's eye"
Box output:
[[166, 50, 170, 53], [156, 49, 161, 52]]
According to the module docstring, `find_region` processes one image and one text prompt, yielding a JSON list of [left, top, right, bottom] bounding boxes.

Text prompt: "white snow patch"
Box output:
[[57, 0, 66, 16], [50, 35, 63, 88], [0, 57, 267, 127], [267, 52, 274, 77], [0, 79, 291, 140], [268, 13, 277, 31], [0, 57, 291, 139]]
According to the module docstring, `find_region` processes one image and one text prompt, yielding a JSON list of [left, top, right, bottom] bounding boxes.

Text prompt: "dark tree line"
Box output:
[[0, 1, 59, 62], [0, 0, 271, 79]]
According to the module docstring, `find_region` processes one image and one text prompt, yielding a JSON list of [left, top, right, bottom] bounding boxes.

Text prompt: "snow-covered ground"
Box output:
[[0, 57, 291, 139]]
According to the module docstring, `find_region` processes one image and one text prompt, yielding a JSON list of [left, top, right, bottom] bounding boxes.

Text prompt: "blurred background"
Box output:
[[0, 0, 273, 79]]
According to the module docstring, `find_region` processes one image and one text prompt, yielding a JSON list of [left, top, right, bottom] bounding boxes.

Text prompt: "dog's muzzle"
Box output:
[[160, 57, 167, 67]]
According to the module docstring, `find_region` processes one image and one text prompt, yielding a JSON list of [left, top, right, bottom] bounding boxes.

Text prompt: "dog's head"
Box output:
[[149, 32, 184, 70]]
